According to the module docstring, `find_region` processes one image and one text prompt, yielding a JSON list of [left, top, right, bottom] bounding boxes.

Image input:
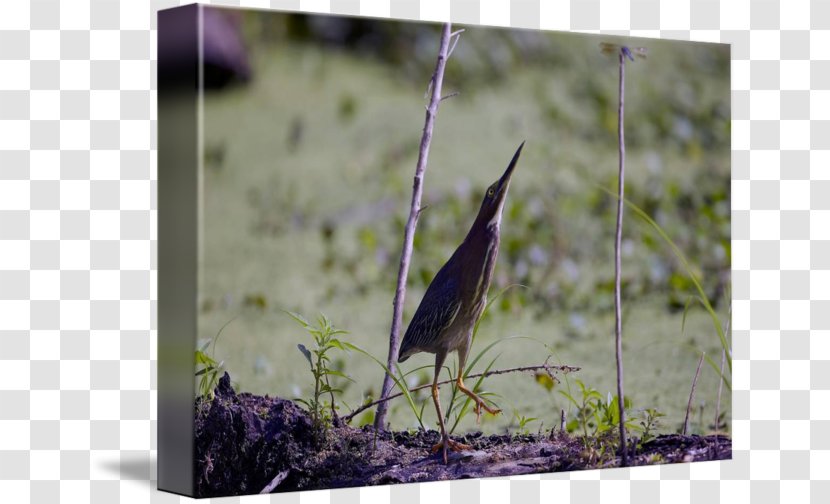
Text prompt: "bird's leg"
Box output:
[[430, 380, 450, 464], [429, 351, 469, 463], [456, 343, 501, 424]]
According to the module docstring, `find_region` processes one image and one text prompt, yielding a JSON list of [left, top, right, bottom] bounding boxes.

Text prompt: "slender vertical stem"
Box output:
[[375, 23, 454, 430], [683, 353, 706, 435], [614, 50, 628, 466], [714, 349, 726, 427], [714, 305, 731, 433]]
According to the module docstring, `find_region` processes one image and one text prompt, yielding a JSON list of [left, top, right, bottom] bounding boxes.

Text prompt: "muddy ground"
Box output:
[[194, 373, 731, 498]]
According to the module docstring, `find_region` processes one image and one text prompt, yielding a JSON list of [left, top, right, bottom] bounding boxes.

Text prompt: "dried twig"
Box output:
[[348, 362, 579, 424], [613, 48, 629, 466], [259, 469, 289, 494], [448, 29, 465, 57], [375, 23, 458, 430], [683, 353, 706, 436]]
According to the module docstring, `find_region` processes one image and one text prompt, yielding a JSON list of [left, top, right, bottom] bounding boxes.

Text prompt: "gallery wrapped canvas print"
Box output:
[[158, 4, 731, 498]]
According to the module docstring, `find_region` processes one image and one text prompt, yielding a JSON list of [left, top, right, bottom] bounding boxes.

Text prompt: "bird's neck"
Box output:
[[459, 220, 501, 299], [463, 219, 498, 247]]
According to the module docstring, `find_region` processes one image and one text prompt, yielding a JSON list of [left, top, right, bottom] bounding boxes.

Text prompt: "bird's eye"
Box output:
[[487, 187, 495, 197]]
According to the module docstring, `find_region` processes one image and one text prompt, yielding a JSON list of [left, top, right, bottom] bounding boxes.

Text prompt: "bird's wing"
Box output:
[[399, 274, 462, 358]]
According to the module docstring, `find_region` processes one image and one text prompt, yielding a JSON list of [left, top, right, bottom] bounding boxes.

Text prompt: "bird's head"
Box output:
[[474, 141, 524, 229]]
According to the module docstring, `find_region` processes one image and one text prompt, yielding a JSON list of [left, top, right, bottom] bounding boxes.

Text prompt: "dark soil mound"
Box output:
[[194, 373, 731, 497]]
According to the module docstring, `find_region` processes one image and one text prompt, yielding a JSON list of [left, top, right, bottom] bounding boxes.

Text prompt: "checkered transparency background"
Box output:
[[0, 0, 825, 502]]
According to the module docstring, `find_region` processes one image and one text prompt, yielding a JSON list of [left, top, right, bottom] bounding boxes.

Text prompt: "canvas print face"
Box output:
[[190, 7, 730, 497]]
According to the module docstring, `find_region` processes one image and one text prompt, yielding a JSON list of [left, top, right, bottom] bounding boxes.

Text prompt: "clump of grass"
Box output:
[[195, 318, 235, 399], [286, 311, 353, 437], [559, 379, 643, 449]]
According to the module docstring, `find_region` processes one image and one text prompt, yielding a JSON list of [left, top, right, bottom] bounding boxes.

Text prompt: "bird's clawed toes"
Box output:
[[473, 399, 502, 424], [431, 437, 472, 464]]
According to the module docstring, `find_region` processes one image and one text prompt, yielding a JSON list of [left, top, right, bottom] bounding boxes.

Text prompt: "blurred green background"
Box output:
[[198, 10, 731, 436]]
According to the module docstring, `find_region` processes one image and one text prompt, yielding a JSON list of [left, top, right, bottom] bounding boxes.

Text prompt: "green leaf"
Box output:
[[195, 350, 216, 366], [472, 284, 528, 344], [535, 372, 555, 392], [608, 189, 731, 373], [207, 315, 238, 359], [558, 390, 579, 409], [323, 369, 355, 382], [566, 419, 579, 433], [607, 396, 621, 425], [585, 390, 603, 401], [284, 310, 310, 328], [297, 344, 313, 369], [344, 341, 424, 430], [464, 335, 533, 379], [401, 364, 434, 379]]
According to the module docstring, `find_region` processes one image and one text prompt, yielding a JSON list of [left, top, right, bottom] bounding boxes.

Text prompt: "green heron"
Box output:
[[398, 142, 524, 463]]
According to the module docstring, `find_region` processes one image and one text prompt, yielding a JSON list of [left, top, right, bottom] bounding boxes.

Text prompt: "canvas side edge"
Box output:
[[157, 3, 200, 497]]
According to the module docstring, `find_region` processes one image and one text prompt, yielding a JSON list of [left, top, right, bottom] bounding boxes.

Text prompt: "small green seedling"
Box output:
[[195, 317, 235, 399], [287, 311, 353, 437]]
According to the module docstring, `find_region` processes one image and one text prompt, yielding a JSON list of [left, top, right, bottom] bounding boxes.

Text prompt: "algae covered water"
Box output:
[[198, 24, 731, 438]]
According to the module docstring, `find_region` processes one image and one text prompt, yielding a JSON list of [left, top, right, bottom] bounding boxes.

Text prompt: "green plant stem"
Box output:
[[581, 397, 590, 442], [313, 352, 323, 427], [714, 304, 730, 432], [622, 200, 731, 372], [683, 352, 706, 435]]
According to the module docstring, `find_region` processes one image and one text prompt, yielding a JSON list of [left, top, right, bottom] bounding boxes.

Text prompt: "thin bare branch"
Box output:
[[423, 77, 434, 100], [614, 49, 629, 466], [683, 353, 706, 436], [448, 29, 465, 57], [348, 363, 579, 424], [375, 23, 457, 430], [440, 91, 460, 101]]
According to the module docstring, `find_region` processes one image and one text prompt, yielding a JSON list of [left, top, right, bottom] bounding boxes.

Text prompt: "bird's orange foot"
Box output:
[[431, 438, 472, 464], [473, 399, 502, 424]]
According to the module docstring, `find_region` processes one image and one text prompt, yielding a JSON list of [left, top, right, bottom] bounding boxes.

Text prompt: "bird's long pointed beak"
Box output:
[[497, 141, 525, 191]]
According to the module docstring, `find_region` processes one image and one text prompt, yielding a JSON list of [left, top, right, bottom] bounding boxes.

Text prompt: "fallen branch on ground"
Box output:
[[259, 470, 289, 494], [345, 362, 580, 424]]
